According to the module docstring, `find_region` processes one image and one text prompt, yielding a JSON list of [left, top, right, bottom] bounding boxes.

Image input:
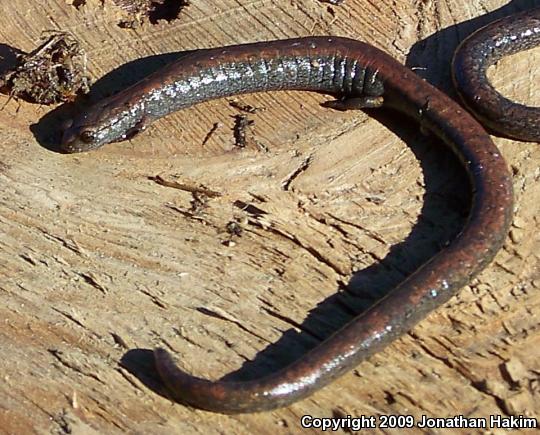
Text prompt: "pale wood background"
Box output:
[[0, 0, 538, 433]]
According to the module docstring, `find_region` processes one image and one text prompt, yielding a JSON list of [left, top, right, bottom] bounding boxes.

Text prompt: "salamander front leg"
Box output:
[[322, 96, 384, 111]]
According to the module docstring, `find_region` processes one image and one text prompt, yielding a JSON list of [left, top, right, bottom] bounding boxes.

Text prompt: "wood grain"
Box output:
[[0, 0, 538, 433]]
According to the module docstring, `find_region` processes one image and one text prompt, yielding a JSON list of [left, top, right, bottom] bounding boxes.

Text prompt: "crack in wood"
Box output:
[[38, 229, 87, 256], [281, 154, 313, 191], [260, 305, 326, 342], [78, 272, 108, 294], [52, 308, 88, 330], [196, 306, 269, 343], [258, 221, 347, 276], [137, 286, 168, 309], [48, 349, 105, 384]]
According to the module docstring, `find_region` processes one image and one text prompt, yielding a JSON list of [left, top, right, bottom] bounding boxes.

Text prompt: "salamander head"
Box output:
[[61, 99, 145, 153], [61, 117, 104, 153]]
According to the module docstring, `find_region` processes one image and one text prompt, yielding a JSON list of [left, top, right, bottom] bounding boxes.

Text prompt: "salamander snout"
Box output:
[[60, 119, 100, 153]]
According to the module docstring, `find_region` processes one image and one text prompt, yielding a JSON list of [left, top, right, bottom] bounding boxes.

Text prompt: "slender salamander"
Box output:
[[61, 36, 514, 413], [452, 7, 540, 142]]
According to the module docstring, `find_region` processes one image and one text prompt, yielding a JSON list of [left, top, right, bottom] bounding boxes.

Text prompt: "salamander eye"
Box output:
[[79, 130, 96, 144]]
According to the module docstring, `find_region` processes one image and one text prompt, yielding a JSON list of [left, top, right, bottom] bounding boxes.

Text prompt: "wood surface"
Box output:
[[0, 0, 539, 433]]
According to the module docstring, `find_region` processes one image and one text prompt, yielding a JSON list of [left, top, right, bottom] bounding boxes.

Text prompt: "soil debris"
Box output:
[[0, 31, 90, 105]]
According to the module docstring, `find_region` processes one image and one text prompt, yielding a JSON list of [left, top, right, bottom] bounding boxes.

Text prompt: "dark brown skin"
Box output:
[[60, 37, 514, 413], [452, 7, 540, 142]]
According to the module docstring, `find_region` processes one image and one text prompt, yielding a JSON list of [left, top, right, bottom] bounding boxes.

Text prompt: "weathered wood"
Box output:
[[0, 0, 538, 433]]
